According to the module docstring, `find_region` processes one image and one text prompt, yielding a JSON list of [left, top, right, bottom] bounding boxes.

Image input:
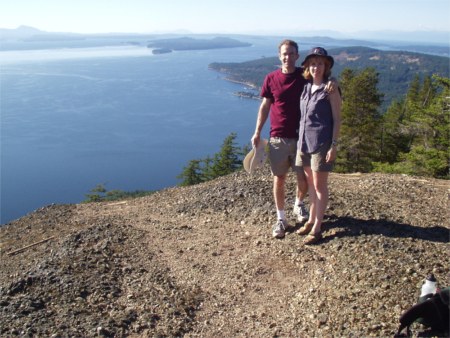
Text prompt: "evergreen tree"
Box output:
[[409, 75, 441, 148], [201, 156, 215, 181], [210, 132, 242, 177], [406, 74, 421, 106], [419, 75, 436, 107], [378, 98, 410, 163], [336, 67, 383, 172], [378, 75, 437, 165], [407, 75, 449, 177], [177, 132, 247, 186], [373, 75, 449, 178], [177, 159, 204, 186], [85, 183, 107, 202], [428, 76, 449, 151], [402, 75, 437, 148]]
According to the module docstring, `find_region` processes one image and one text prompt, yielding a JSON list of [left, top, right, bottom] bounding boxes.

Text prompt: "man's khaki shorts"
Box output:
[[269, 137, 305, 177]]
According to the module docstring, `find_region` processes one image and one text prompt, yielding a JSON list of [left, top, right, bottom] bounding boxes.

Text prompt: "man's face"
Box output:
[[278, 44, 299, 69]]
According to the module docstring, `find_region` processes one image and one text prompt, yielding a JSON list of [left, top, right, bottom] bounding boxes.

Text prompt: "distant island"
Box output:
[[147, 36, 251, 54], [152, 48, 172, 55]]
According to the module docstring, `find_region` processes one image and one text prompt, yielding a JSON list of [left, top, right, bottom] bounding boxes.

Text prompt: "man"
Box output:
[[251, 39, 309, 239]]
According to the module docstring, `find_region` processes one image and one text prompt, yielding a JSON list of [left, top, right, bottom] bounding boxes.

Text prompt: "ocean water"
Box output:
[[1, 40, 284, 224]]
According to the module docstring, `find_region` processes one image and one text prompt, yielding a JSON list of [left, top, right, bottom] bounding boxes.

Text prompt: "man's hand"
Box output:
[[325, 77, 338, 93], [251, 133, 260, 148], [252, 97, 271, 148]]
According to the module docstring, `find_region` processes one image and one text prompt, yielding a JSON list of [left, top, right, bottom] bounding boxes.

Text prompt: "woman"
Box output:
[[295, 47, 342, 245]]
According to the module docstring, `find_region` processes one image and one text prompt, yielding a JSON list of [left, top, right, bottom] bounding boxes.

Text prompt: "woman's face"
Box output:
[[308, 56, 326, 79]]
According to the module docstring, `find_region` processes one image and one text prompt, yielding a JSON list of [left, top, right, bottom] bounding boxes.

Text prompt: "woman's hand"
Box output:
[[326, 146, 337, 162]]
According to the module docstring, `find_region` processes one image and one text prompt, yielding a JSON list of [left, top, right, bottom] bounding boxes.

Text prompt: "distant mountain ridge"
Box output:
[[0, 25, 87, 42], [209, 46, 449, 108], [1, 25, 448, 52], [2, 25, 448, 43], [0, 25, 45, 39]]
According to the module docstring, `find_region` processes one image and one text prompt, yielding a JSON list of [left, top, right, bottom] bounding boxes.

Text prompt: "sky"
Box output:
[[1, 0, 449, 35]]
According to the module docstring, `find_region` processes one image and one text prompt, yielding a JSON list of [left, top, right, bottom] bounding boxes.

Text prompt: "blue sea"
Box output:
[[1, 37, 298, 224]]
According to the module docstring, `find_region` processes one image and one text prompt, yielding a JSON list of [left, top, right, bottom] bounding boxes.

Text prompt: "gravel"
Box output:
[[1, 169, 449, 337]]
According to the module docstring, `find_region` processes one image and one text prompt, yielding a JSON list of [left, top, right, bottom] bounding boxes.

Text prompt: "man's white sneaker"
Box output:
[[272, 219, 290, 238], [294, 203, 309, 222]]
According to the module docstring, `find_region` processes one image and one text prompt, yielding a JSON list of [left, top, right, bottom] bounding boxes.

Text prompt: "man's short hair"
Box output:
[[278, 39, 299, 54]]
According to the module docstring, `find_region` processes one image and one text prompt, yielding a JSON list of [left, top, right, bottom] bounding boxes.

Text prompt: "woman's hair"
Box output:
[[278, 39, 298, 54], [302, 56, 332, 80]]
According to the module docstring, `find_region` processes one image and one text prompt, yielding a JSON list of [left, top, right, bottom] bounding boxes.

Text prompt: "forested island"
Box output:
[[148, 36, 251, 54], [209, 46, 449, 108]]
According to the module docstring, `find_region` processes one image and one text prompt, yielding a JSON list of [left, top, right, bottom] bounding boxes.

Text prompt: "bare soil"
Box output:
[[1, 170, 449, 337]]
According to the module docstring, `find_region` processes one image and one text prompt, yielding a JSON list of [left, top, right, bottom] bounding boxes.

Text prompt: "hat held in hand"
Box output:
[[243, 139, 268, 174]]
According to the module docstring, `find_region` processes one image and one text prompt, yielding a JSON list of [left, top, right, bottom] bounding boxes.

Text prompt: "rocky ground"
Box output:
[[1, 169, 449, 337]]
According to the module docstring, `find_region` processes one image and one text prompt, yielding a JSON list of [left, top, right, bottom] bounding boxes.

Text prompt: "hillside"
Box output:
[[209, 46, 449, 107], [1, 170, 449, 337]]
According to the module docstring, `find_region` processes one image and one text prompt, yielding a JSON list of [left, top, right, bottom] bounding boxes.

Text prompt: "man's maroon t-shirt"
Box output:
[[260, 67, 307, 139]]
